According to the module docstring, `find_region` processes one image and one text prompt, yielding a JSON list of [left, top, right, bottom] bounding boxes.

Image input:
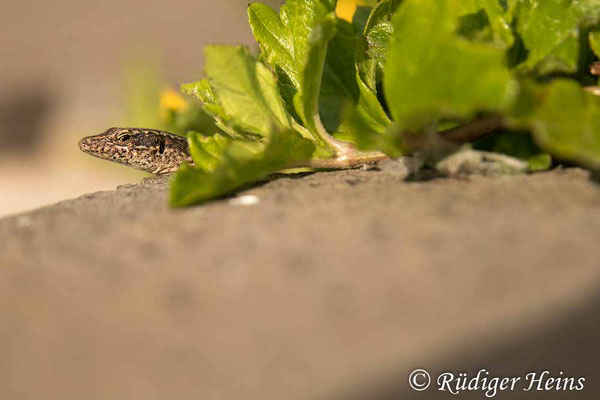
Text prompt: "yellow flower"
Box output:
[[336, 0, 373, 22], [336, 0, 357, 21], [160, 89, 188, 118]]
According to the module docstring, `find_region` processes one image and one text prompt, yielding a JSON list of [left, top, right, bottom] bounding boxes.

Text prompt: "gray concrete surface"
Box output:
[[1, 168, 600, 399]]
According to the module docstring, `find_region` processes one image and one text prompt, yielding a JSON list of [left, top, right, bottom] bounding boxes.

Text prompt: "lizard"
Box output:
[[78, 127, 193, 174]]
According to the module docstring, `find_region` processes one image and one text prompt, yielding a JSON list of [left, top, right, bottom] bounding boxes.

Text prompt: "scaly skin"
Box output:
[[78, 127, 193, 174]]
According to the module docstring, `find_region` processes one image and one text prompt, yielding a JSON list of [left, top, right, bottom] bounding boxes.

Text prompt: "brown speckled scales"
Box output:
[[79, 128, 193, 174]]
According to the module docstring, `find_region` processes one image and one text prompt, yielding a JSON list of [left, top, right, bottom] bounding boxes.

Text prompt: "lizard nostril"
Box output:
[[78, 137, 94, 151]]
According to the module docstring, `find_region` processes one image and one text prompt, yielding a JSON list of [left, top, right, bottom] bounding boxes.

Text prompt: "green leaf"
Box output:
[[365, 20, 393, 73], [355, 75, 392, 131], [319, 19, 360, 131], [183, 45, 295, 141], [527, 154, 553, 172], [187, 132, 231, 172], [363, 0, 401, 35], [590, 30, 600, 57], [512, 0, 600, 75], [293, 17, 338, 142], [180, 80, 244, 138], [248, 0, 337, 90], [249, 0, 355, 146], [342, 111, 403, 157], [333, 12, 394, 151], [358, 0, 400, 90], [340, 73, 393, 150], [204, 45, 293, 137], [528, 79, 600, 169], [181, 79, 229, 125], [384, 0, 515, 131], [170, 127, 315, 206], [352, 5, 372, 34], [247, 2, 297, 85], [163, 107, 218, 137], [453, 0, 514, 47]]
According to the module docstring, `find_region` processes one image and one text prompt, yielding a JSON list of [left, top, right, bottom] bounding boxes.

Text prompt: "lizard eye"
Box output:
[[118, 134, 132, 143]]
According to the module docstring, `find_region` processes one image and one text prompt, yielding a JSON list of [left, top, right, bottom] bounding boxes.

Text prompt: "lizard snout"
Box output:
[[78, 137, 92, 151]]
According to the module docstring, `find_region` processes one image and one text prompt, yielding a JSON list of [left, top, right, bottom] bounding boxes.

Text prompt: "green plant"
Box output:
[[168, 0, 600, 206]]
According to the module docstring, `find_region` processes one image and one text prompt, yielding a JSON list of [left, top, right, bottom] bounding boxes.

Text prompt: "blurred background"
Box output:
[[1, 0, 362, 217]]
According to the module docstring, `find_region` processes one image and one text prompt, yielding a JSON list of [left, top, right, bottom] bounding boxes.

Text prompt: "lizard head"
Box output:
[[78, 127, 192, 174]]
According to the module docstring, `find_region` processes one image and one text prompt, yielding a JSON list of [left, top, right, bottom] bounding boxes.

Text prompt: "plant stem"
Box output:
[[300, 151, 389, 169], [296, 115, 508, 170], [584, 86, 600, 96], [440, 114, 506, 143]]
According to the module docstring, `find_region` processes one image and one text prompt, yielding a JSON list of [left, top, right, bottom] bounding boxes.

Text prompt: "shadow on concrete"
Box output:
[[346, 291, 600, 400]]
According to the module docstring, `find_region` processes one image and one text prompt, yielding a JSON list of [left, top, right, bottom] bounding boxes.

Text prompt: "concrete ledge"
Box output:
[[1, 168, 600, 399]]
